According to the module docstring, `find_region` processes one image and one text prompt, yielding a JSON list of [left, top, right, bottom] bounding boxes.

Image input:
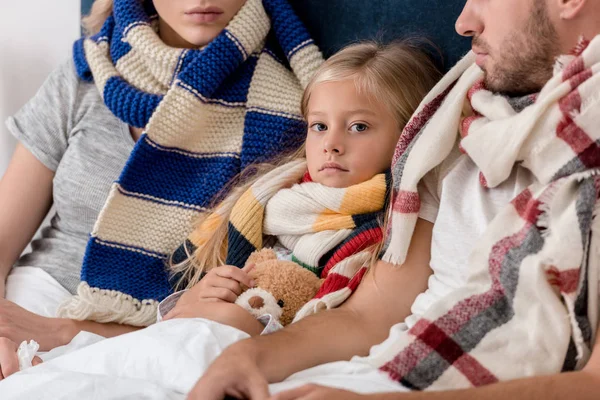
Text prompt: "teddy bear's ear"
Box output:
[[246, 248, 278, 266]]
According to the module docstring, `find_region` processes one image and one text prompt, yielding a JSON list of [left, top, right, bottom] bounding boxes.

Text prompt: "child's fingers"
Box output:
[[32, 356, 43, 367], [203, 287, 239, 303], [209, 276, 243, 296], [242, 263, 255, 273], [215, 266, 256, 288]]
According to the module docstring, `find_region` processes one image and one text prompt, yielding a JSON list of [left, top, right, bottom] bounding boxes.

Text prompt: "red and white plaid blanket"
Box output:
[[375, 36, 600, 390]]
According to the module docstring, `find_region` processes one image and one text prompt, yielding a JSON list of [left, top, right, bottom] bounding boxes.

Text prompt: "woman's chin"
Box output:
[[179, 29, 223, 48]]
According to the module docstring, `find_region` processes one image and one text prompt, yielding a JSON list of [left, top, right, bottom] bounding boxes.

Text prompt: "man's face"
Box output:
[[456, 0, 561, 95]]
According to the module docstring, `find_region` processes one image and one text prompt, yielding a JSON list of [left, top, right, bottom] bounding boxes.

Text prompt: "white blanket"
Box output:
[[5, 267, 71, 317], [0, 318, 406, 398]]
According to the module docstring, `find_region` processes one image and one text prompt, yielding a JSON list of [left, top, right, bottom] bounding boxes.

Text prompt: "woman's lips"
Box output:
[[184, 7, 224, 23]]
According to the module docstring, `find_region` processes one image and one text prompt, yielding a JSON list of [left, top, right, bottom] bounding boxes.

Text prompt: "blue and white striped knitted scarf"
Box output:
[[58, 0, 323, 326]]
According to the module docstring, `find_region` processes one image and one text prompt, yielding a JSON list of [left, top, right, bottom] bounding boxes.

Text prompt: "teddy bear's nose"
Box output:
[[248, 296, 264, 309]]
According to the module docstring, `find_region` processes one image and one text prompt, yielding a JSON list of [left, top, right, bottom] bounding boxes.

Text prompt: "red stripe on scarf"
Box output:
[[479, 172, 488, 189], [560, 88, 583, 112], [562, 57, 586, 82], [569, 37, 591, 57], [511, 189, 543, 224], [557, 88, 600, 168], [347, 266, 368, 291], [568, 68, 593, 90], [547, 267, 580, 294], [392, 190, 421, 214], [392, 83, 457, 165], [460, 115, 480, 139], [313, 265, 367, 302], [321, 226, 382, 278], [380, 319, 498, 386], [314, 273, 349, 299], [467, 80, 485, 102], [302, 170, 313, 183], [381, 217, 536, 385]]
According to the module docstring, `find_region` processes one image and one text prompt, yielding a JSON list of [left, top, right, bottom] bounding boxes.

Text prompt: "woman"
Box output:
[[0, 0, 322, 351]]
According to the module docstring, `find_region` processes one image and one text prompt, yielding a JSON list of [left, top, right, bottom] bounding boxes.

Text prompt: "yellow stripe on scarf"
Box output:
[[313, 174, 388, 232], [340, 173, 388, 215], [229, 189, 264, 249], [313, 211, 355, 231], [189, 212, 224, 248]]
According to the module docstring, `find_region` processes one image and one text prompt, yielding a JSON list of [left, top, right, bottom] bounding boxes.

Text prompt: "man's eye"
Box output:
[[277, 299, 285, 308], [310, 123, 327, 132], [350, 123, 368, 132]]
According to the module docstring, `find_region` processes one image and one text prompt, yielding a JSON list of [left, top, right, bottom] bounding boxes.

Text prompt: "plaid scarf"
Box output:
[[57, 0, 323, 326], [174, 159, 391, 322], [371, 36, 600, 389]]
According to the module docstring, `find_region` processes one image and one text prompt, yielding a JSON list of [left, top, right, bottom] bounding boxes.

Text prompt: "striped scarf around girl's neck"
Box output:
[[172, 159, 392, 322]]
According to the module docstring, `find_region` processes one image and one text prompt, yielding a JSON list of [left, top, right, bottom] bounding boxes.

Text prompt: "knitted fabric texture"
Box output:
[[366, 36, 600, 389], [57, 0, 323, 326], [173, 159, 391, 322]]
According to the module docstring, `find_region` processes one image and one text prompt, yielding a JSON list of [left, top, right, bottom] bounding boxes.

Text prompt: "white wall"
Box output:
[[0, 0, 80, 176]]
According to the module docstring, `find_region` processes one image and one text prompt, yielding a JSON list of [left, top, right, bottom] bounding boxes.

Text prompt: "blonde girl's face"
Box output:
[[304, 79, 400, 188], [153, 0, 247, 48]]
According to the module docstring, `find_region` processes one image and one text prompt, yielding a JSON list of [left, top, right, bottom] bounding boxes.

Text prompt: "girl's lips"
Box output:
[[319, 162, 348, 172]]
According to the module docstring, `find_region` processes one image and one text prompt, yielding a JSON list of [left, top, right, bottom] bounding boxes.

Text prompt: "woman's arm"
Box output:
[[0, 298, 141, 350], [0, 144, 140, 348], [0, 143, 54, 297]]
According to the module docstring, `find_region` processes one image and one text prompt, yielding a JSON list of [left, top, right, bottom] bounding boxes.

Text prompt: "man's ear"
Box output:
[[555, 0, 587, 20]]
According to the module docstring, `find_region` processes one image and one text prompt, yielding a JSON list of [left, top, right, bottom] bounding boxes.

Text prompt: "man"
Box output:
[[189, 0, 600, 398]]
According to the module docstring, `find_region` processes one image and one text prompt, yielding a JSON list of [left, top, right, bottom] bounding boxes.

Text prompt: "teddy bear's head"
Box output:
[[235, 249, 322, 326]]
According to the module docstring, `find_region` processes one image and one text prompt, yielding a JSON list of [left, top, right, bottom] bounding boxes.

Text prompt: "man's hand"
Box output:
[[187, 341, 270, 400], [271, 384, 367, 400], [0, 299, 71, 351]]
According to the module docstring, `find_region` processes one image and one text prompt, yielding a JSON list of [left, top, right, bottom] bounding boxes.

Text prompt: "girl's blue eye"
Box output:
[[350, 123, 368, 133], [311, 123, 327, 132]]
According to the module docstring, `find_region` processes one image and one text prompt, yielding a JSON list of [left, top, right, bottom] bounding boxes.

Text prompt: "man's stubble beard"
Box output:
[[479, 0, 561, 96]]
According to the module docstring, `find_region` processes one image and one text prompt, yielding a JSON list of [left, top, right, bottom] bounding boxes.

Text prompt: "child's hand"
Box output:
[[0, 337, 43, 380], [190, 263, 256, 303], [163, 263, 257, 321], [181, 263, 256, 304]]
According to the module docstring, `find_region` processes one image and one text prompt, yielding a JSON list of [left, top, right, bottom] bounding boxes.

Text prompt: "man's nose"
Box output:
[[455, 0, 483, 37]]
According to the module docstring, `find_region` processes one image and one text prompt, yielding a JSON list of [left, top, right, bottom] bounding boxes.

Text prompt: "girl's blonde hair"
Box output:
[[302, 40, 441, 129], [170, 40, 441, 289], [82, 0, 114, 35]]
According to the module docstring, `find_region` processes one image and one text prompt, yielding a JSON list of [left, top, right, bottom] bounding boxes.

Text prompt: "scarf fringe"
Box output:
[[58, 282, 158, 327]]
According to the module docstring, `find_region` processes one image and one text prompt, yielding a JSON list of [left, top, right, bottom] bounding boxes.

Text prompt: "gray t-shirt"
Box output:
[[5, 58, 134, 294]]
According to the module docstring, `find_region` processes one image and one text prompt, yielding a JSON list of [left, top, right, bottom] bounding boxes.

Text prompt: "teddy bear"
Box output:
[[235, 248, 322, 326]]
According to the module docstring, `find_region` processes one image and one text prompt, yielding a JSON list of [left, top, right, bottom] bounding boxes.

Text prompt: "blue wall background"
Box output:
[[81, 0, 470, 71]]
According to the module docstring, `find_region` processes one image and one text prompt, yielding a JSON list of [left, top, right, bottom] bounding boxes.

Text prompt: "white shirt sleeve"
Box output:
[[418, 167, 441, 224]]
